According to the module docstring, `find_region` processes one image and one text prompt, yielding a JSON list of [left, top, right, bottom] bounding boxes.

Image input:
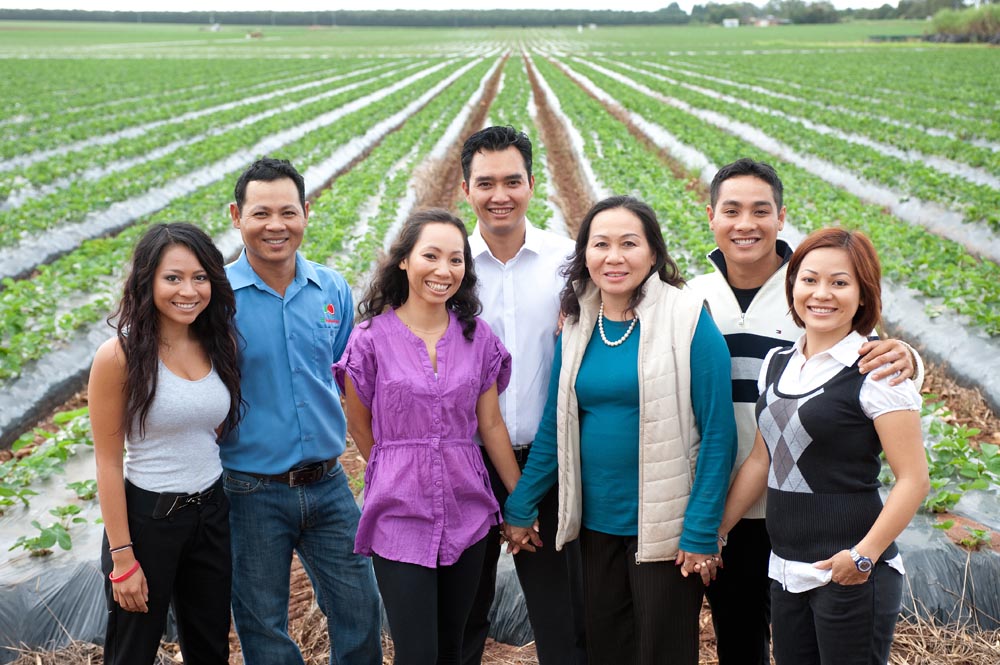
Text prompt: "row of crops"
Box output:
[[0, 20, 997, 504], [0, 25, 997, 659]]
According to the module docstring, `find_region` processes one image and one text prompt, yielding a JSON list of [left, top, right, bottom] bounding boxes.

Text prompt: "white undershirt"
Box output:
[[758, 331, 921, 592]]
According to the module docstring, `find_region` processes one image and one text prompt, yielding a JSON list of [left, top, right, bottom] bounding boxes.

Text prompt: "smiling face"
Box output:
[[153, 244, 211, 331], [229, 177, 308, 274], [792, 247, 861, 349], [708, 175, 786, 288], [399, 222, 467, 310], [461, 146, 534, 240], [585, 207, 656, 317]]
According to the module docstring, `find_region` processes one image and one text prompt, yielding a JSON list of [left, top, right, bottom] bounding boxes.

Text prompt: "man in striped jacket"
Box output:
[[689, 158, 921, 665]]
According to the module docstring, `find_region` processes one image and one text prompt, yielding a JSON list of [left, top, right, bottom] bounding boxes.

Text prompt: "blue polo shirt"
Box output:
[[222, 251, 353, 474]]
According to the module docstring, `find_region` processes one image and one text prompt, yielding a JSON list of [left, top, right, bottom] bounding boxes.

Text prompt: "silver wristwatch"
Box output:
[[849, 547, 873, 573]]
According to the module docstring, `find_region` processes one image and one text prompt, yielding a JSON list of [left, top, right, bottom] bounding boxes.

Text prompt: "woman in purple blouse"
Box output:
[[334, 208, 523, 665]]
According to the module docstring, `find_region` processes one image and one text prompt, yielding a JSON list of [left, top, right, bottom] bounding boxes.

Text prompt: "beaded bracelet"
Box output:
[[108, 542, 133, 554], [109, 561, 141, 584]]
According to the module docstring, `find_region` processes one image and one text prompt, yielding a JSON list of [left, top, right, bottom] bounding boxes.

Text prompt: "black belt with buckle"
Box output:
[[245, 457, 338, 488], [126, 478, 222, 520]]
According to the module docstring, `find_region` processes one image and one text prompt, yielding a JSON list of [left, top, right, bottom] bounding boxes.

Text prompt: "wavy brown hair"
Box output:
[[111, 223, 242, 440], [358, 208, 481, 340]]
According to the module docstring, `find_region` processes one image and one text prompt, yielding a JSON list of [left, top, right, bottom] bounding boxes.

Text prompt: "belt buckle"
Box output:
[[152, 493, 185, 519], [288, 463, 323, 487], [185, 488, 213, 507]]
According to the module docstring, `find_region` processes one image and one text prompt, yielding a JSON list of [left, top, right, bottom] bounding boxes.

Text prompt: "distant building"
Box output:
[[723, 18, 739, 28]]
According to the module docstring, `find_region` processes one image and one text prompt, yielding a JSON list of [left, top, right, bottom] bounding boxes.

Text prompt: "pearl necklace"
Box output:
[[598, 302, 638, 347]]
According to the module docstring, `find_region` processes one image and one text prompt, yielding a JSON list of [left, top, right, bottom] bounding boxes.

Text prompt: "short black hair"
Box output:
[[461, 125, 532, 183], [709, 158, 783, 210], [233, 157, 305, 213]]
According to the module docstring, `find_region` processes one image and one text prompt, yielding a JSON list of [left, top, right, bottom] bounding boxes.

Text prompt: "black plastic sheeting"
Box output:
[[488, 550, 533, 646], [0, 561, 104, 663], [0, 520, 996, 659]]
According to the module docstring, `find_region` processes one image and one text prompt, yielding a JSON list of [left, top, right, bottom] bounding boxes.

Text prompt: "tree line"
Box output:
[[0, 1, 990, 28]]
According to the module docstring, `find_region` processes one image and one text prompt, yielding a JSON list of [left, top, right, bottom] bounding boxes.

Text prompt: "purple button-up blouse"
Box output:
[[333, 308, 512, 568]]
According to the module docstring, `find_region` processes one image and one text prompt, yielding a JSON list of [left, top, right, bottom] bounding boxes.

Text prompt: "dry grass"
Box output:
[[10, 611, 999, 665]]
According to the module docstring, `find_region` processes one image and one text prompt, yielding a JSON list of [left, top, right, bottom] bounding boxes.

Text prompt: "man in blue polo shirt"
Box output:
[[222, 157, 381, 664]]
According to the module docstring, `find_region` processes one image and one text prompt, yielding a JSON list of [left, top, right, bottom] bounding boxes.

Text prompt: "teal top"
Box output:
[[505, 308, 737, 554]]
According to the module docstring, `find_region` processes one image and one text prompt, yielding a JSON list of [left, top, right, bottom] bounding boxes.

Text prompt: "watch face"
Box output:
[[851, 548, 874, 573]]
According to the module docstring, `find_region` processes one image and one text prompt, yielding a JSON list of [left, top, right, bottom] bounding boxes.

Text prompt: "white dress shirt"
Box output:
[[758, 331, 921, 592], [469, 221, 575, 448]]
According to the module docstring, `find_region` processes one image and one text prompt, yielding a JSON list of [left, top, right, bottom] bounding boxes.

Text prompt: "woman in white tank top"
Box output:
[[89, 223, 242, 665]]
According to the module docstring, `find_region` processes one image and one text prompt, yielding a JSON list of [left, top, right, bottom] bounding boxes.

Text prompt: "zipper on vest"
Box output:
[[739, 311, 746, 328], [635, 552, 640, 565]]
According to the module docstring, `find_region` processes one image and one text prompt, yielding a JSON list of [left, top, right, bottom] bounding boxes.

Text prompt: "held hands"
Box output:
[[110, 557, 149, 613], [814, 549, 870, 586], [858, 339, 915, 385], [676, 549, 722, 586], [501, 520, 543, 554]]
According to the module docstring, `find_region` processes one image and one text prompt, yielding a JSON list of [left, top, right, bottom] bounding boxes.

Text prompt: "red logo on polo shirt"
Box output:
[[324, 303, 339, 324]]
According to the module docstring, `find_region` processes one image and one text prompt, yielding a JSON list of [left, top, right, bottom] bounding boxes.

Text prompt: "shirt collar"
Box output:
[[707, 238, 794, 278], [792, 330, 867, 367], [226, 250, 319, 291], [469, 219, 540, 261]]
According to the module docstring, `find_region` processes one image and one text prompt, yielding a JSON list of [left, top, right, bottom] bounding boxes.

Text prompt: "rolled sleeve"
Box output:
[[481, 333, 512, 396], [333, 326, 377, 411]]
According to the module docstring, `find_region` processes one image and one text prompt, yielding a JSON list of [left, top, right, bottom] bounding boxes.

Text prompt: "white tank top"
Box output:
[[124, 360, 229, 493]]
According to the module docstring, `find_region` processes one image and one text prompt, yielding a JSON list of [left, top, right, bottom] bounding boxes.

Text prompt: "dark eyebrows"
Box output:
[[473, 172, 523, 184], [590, 232, 641, 240], [418, 244, 464, 255], [720, 199, 773, 208], [801, 268, 852, 277]]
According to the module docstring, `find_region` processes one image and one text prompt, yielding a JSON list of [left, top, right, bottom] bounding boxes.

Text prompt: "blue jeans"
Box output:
[[224, 463, 382, 665]]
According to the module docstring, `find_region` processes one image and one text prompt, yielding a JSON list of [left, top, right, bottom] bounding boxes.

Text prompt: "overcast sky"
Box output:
[[0, 1, 899, 16]]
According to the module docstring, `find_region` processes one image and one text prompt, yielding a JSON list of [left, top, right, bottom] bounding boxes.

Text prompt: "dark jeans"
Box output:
[[579, 528, 704, 665], [705, 517, 772, 665], [374, 537, 488, 665], [462, 445, 587, 665], [771, 562, 903, 665], [101, 477, 230, 665]]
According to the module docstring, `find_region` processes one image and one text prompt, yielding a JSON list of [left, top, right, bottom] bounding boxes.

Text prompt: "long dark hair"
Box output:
[[111, 223, 242, 440], [358, 208, 481, 340], [560, 196, 683, 322]]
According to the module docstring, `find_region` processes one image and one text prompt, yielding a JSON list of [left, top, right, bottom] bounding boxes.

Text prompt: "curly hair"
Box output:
[[111, 223, 242, 440], [358, 208, 481, 340], [560, 196, 683, 322]]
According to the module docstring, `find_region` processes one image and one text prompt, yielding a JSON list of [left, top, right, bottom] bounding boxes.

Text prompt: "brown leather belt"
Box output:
[[244, 457, 338, 487]]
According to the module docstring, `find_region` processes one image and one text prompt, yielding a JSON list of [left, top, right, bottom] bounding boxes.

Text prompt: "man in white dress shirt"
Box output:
[[459, 126, 587, 665]]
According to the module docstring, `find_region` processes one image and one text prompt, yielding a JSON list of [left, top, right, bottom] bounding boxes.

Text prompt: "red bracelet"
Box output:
[[109, 561, 140, 583]]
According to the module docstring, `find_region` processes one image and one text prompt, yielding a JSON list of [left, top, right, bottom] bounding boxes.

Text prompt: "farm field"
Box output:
[[0, 18, 999, 664]]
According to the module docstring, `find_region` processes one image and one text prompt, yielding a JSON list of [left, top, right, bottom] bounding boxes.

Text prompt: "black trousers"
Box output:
[[373, 536, 488, 665], [101, 477, 231, 665], [771, 562, 903, 665], [704, 517, 772, 665], [462, 446, 587, 665], [580, 528, 704, 665]]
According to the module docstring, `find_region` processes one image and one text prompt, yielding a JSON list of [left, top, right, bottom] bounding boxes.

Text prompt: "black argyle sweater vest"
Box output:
[[756, 347, 898, 564]]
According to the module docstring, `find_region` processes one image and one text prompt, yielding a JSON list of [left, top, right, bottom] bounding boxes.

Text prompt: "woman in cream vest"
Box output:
[[504, 196, 737, 665]]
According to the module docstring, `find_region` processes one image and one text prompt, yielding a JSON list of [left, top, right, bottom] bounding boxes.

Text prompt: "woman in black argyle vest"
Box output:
[[717, 228, 929, 665]]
